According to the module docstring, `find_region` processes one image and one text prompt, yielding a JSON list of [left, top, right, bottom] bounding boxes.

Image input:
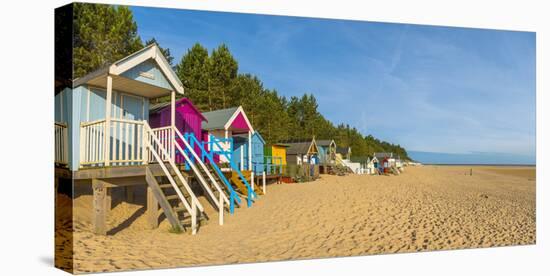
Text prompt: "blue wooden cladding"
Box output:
[[56, 84, 151, 171], [207, 135, 257, 207], [232, 136, 249, 171], [121, 59, 173, 91], [251, 132, 265, 174]]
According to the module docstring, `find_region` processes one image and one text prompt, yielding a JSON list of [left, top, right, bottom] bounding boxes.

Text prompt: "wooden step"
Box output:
[[165, 194, 189, 201], [230, 175, 250, 195], [181, 215, 207, 223], [173, 206, 187, 213], [159, 183, 182, 189], [254, 186, 264, 195]]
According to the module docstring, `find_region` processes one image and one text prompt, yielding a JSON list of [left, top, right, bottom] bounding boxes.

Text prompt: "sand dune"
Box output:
[[60, 166, 535, 273]]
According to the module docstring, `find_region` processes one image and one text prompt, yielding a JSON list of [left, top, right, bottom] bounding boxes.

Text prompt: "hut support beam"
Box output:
[[147, 186, 159, 229], [125, 186, 134, 203], [92, 179, 108, 235]]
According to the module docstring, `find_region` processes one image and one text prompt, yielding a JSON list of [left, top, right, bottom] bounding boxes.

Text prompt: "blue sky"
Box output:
[[131, 6, 536, 164]]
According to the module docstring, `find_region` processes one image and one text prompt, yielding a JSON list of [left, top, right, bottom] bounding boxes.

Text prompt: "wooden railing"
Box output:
[[143, 122, 201, 234], [55, 122, 68, 165], [80, 119, 146, 167], [80, 119, 106, 165], [204, 135, 233, 163], [110, 118, 145, 165], [149, 126, 173, 163]]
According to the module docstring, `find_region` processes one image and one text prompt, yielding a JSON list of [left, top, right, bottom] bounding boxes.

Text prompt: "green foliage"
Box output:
[[209, 44, 239, 109], [175, 43, 210, 110], [72, 4, 410, 160], [173, 43, 238, 111], [73, 3, 143, 78], [173, 42, 411, 160]]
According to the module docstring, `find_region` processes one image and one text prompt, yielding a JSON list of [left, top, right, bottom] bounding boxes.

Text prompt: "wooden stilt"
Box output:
[[125, 186, 134, 203], [219, 193, 224, 226], [92, 179, 107, 235], [262, 171, 266, 194], [251, 171, 255, 199], [54, 177, 59, 213], [191, 199, 197, 235], [147, 186, 159, 229], [106, 188, 111, 214]]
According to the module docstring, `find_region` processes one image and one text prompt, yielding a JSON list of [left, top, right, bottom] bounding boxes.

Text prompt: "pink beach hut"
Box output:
[[201, 106, 254, 170], [149, 98, 207, 163]]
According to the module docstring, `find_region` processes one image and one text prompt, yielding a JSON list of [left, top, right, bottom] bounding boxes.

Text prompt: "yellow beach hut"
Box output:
[[264, 143, 289, 174]]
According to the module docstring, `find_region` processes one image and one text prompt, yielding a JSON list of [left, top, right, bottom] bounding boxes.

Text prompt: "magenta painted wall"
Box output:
[[150, 98, 206, 163], [230, 112, 251, 131]]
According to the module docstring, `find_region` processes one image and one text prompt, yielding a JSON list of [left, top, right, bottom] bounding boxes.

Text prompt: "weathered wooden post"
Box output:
[[470, 168, 473, 176], [92, 179, 107, 235], [262, 171, 266, 194], [191, 199, 197, 235], [219, 192, 224, 226], [146, 186, 159, 229], [125, 186, 134, 203], [251, 171, 255, 199]]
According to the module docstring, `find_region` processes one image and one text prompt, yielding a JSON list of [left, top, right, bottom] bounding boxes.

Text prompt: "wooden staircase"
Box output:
[[231, 170, 263, 196], [205, 164, 231, 195], [145, 167, 208, 232], [144, 122, 203, 234]]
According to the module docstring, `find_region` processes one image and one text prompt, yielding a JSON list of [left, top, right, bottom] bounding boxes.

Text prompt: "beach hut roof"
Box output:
[[149, 98, 207, 121], [374, 152, 394, 159], [253, 132, 265, 144], [316, 139, 336, 147], [272, 143, 291, 148], [286, 142, 311, 155], [336, 146, 351, 155], [202, 106, 253, 132], [286, 138, 318, 155], [73, 43, 184, 96]]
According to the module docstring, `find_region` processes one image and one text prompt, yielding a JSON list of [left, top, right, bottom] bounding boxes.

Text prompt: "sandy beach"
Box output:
[[56, 165, 536, 273]]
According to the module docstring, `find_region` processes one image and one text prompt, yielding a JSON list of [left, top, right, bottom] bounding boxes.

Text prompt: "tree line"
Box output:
[[72, 3, 410, 160]]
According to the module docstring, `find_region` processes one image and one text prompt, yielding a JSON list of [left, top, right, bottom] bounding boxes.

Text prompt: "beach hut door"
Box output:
[[118, 95, 144, 163], [121, 95, 144, 120]]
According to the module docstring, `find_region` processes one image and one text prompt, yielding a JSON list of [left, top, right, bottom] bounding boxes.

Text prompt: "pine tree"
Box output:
[[175, 43, 211, 110], [73, 3, 143, 78], [209, 44, 238, 110]]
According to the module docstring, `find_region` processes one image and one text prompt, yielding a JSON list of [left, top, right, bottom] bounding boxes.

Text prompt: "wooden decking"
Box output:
[[73, 164, 184, 180]]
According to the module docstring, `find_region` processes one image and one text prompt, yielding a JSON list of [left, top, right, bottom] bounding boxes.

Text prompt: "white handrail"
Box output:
[[144, 121, 204, 213], [81, 119, 106, 127], [80, 120, 106, 165], [143, 122, 201, 234], [55, 122, 68, 165], [150, 127, 173, 163], [80, 119, 145, 166], [173, 127, 229, 209]]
